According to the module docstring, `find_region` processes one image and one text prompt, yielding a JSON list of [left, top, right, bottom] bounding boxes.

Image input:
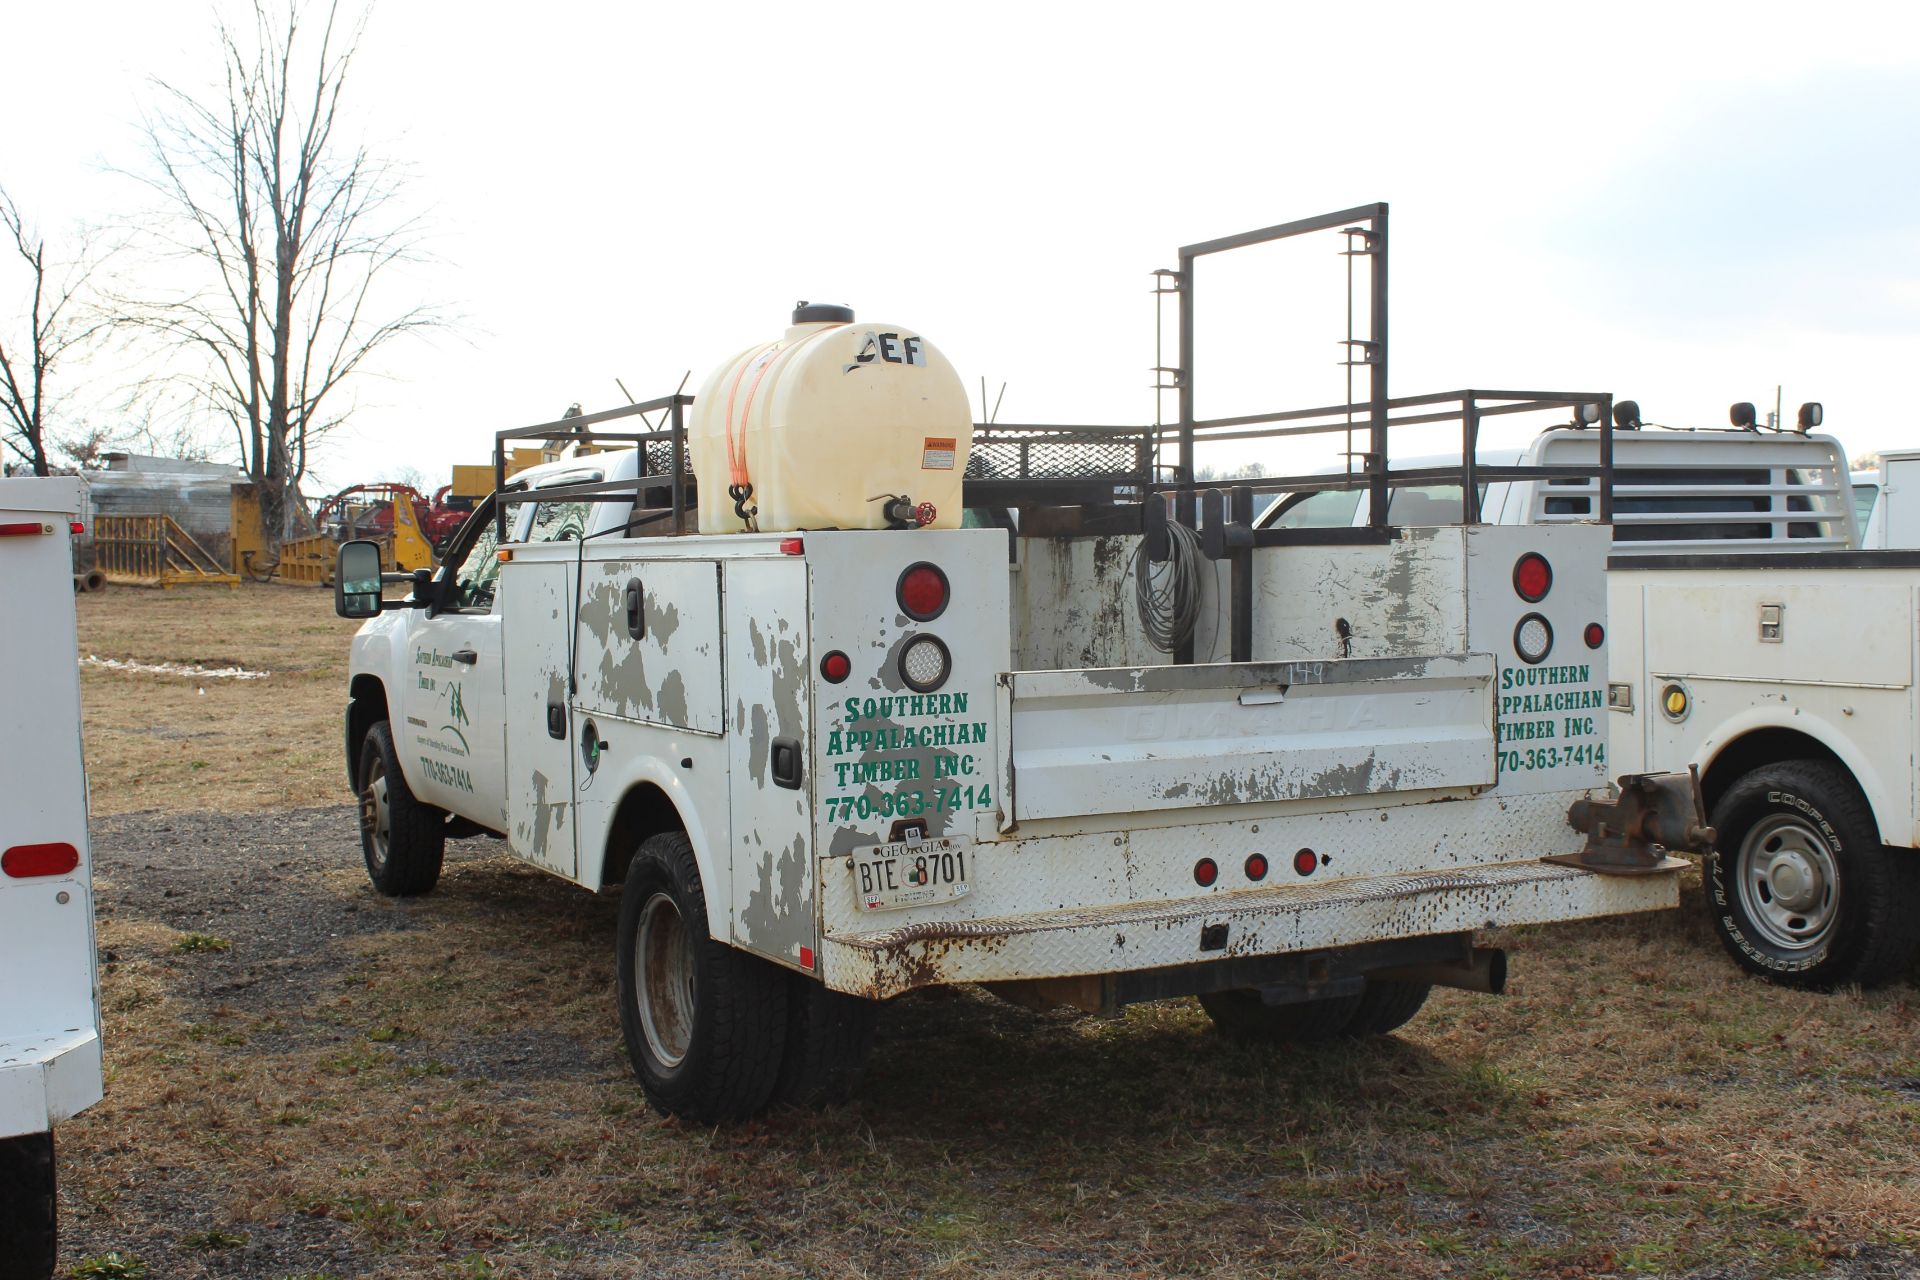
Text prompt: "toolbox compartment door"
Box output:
[[1002, 654, 1495, 824]]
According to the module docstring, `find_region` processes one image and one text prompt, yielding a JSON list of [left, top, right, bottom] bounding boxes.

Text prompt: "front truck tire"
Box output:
[[0, 1131, 56, 1280], [1707, 760, 1920, 989], [616, 832, 788, 1123], [357, 721, 446, 897]]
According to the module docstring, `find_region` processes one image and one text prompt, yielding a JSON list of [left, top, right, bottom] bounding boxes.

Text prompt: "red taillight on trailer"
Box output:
[[0, 521, 49, 537], [3, 842, 79, 878], [1194, 858, 1218, 887], [1292, 848, 1318, 877], [1244, 853, 1269, 881], [70, 521, 84, 534], [897, 562, 950, 621], [1584, 622, 1605, 649], [1513, 552, 1552, 602], [820, 651, 852, 683], [779, 537, 805, 556]]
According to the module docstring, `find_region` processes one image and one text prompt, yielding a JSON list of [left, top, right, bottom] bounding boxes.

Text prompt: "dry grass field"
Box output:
[[76, 583, 366, 814], [56, 584, 1920, 1279]]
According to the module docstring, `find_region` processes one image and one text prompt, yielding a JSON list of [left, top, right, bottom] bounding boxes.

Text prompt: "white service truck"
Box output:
[[1259, 401, 1920, 988], [335, 337, 1703, 1123], [0, 477, 102, 1280]]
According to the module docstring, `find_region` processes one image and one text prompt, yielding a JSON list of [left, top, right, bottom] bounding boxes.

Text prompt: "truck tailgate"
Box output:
[[1002, 654, 1495, 824]]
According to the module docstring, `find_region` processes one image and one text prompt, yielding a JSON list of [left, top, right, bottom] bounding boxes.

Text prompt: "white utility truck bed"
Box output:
[[0, 476, 102, 1279], [334, 219, 1706, 1122], [336, 390, 1698, 1124]]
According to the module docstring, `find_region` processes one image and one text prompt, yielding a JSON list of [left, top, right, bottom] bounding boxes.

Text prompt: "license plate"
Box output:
[[852, 836, 972, 913]]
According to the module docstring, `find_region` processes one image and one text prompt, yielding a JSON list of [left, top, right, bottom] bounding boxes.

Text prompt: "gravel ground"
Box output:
[[52, 807, 1920, 1280]]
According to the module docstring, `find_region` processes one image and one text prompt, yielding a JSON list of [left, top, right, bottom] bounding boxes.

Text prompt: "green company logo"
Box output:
[[448, 681, 469, 727]]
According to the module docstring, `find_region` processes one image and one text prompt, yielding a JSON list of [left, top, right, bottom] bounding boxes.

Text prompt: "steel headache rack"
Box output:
[[487, 204, 1622, 594]]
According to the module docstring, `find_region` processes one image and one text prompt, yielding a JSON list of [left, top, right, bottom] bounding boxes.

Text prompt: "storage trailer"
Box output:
[[0, 477, 103, 1280]]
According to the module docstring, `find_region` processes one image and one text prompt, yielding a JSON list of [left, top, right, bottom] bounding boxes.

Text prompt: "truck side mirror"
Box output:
[[1797, 401, 1823, 431], [335, 540, 385, 618]]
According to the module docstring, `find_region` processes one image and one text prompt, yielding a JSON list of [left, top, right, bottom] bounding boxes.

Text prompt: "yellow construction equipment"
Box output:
[[230, 482, 435, 585]]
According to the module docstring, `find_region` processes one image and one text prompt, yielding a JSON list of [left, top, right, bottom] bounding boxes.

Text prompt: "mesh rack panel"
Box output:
[[967, 427, 1153, 482]]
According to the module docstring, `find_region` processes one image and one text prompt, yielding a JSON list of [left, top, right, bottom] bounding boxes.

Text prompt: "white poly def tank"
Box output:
[[688, 303, 973, 534]]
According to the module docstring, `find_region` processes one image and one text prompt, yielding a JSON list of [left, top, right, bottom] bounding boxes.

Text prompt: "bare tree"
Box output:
[[0, 187, 103, 476], [125, 0, 437, 548]]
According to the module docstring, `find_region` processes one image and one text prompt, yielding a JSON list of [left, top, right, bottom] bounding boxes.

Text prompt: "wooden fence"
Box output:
[[92, 515, 239, 588]]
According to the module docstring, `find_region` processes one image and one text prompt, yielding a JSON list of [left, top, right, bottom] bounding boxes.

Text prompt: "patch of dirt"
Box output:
[[56, 807, 1920, 1280]]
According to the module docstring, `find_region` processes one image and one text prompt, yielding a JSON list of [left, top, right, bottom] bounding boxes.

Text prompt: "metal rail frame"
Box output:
[[471, 207, 1620, 667], [492, 394, 693, 542]]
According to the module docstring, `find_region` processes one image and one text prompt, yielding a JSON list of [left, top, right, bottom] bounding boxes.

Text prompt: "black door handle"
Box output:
[[451, 648, 478, 665], [547, 700, 566, 740], [771, 736, 803, 790], [624, 578, 645, 640]]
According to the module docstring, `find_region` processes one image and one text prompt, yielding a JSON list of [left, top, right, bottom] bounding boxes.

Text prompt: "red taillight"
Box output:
[[779, 537, 805, 556], [820, 651, 852, 683], [0, 521, 48, 538], [3, 842, 79, 878], [897, 562, 950, 621], [1244, 853, 1269, 881], [70, 521, 84, 535], [1293, 848, 1318, 877], [1513, 553, 1552, 603], [1194, 858, 1218, 887], [1584, 622, 1605, 649]]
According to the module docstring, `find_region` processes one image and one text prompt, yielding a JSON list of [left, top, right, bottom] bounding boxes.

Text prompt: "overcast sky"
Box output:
[[4, 0, 1917, 489]]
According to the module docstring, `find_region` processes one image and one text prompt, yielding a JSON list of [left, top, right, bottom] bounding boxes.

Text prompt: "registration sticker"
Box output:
[[921, 437, 957, 470], [853, 835, 971, 913]]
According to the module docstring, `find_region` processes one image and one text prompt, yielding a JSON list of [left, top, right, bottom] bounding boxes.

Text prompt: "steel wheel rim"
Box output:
[[362, 760, 391, 873], [636, 891, 695, 1069], [1736, 813, 1840, 951]]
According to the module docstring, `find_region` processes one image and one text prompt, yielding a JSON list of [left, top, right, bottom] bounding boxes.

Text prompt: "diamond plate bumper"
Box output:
[[821, 859, 1678, 999]]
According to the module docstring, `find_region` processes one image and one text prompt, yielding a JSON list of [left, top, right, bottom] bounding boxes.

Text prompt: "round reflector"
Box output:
[[1194, 858, 1218, 887], [1584, 622, 1605, 649], [1292, 848, 1318, 877], [897, 562, 950, 621], [1244, 853, 1269, 882], [820, 651, 852, 683], [1513, 553, 1553, 603], [1514, 613, 1554, 665], [899, 635, 951, 693]]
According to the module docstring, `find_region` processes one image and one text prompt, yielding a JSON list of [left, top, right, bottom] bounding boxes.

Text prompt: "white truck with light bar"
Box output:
[[335, 273, 1708, 1122], [0, 477, 102, 1280], [1259, 399, 1920, 988]]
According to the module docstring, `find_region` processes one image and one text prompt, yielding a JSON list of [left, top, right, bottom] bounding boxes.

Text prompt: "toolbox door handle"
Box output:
[[624, 578, 645, 640], [546, 699, 566, 740], [451, 648, 478, 665], [771, 736, 803, 790]]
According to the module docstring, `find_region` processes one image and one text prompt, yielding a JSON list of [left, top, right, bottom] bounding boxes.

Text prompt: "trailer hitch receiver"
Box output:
[[1551, 766, 1713, 876]]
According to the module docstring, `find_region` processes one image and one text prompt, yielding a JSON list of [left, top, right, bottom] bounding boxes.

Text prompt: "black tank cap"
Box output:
[[793, 301, 854, 324]]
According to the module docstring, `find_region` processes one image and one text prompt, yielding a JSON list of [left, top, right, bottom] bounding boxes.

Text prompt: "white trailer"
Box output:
[[0, 477, 102, 1280], [336, 391, 1700, 1123]]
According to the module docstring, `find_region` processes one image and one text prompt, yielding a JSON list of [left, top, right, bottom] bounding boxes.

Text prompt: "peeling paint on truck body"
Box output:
[[363, 441, 1671, 998]]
